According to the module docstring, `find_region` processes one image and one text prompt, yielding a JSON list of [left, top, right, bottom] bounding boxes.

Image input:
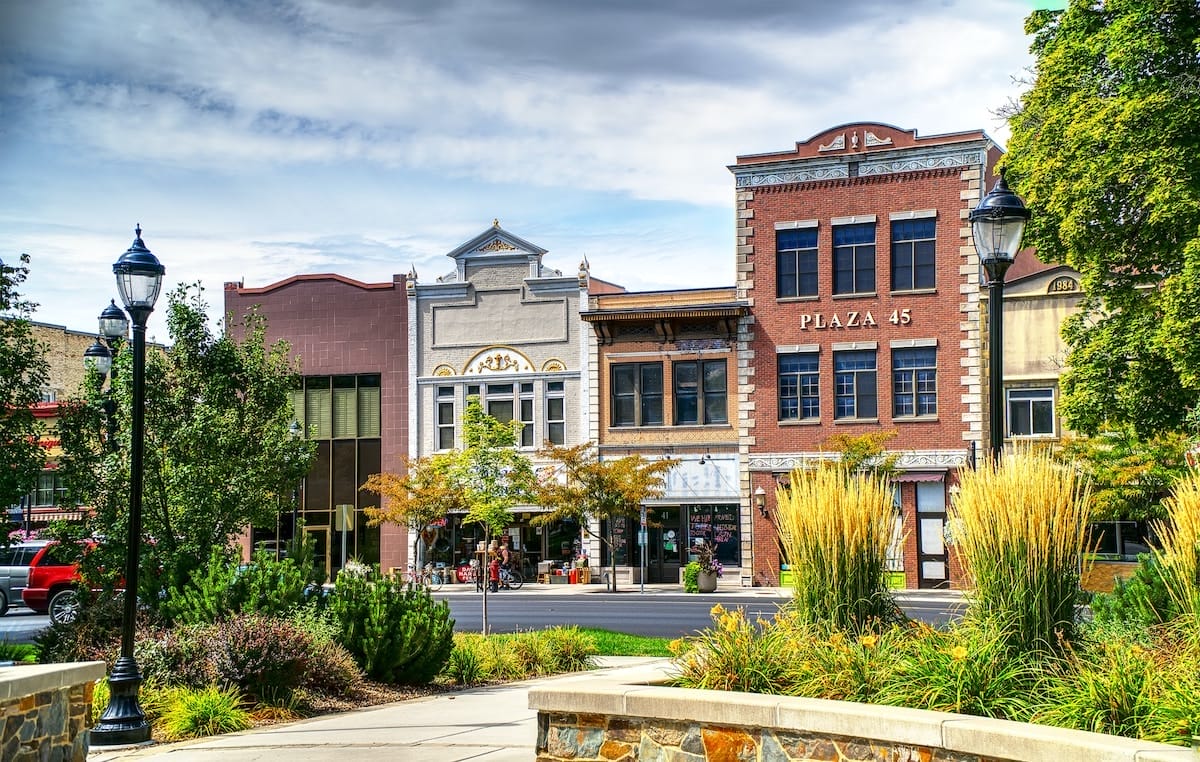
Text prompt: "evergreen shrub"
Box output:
[[330, 565, 455, 684], [1090, 553, 1180, 628]]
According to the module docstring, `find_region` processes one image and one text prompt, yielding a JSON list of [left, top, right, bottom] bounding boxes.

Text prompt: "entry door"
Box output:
[[304, 526, 332, 583], [915, 481, 949, 589], [647, 508, 681, 583]]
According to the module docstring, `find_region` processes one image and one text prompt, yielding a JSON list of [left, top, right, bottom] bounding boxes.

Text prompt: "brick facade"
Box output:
[[224, 273, 409, 575], [583, 288, 747, 584], [731, 123, 1004, 588]]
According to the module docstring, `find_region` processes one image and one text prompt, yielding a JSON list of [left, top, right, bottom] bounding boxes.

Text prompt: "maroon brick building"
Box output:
[[731, 122, 1003, 589], [224, 273, 409, 579]]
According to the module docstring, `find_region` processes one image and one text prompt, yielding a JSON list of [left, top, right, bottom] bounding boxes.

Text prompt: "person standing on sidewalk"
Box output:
[[488, 553, 501, 593]]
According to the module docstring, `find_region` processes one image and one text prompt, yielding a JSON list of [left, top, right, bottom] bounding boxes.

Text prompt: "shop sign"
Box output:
[[798, 309, 911, 331]]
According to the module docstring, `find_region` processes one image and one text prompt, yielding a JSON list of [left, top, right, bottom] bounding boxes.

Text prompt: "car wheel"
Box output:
[[48, 589, 80, 625], [0, 590, 8, 617]]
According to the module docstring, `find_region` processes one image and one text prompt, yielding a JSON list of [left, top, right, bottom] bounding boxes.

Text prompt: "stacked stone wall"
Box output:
[[0, 662, 105, 762]]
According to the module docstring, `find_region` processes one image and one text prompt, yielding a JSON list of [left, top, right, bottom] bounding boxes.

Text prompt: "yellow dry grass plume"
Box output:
[[1154, 470, 1200, 621]]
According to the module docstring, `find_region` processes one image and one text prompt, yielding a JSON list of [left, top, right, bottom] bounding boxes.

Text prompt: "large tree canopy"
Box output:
[[1004, 0, 1200, 436], [57, 284, 314, 599], [0, 254, 49, 511]]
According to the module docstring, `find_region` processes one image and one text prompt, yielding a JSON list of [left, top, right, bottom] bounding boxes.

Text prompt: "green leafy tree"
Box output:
[[362, 451, 466, 567], [532, 442, 676, 592], [1003, 0, 1200, 435], [0, 254, 49, 512], [363, 396, 532, 632], [821, 431, 900, 478], [56, 283, 315, 604], [1057, 429, 1191, 521]]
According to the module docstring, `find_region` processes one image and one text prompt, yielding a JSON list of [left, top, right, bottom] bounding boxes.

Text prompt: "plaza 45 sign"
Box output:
[[798, 309, 911, 330]]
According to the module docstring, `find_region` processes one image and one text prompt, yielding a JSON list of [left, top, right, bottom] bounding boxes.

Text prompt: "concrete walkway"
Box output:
[[87, 657, 665, 762], [86, 586, 964, 761]]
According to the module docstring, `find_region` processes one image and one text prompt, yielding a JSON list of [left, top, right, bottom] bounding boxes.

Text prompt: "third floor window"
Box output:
[[833, 223, 876, 295], [776, 228, 818, 298], [891, 218, 936, 291]]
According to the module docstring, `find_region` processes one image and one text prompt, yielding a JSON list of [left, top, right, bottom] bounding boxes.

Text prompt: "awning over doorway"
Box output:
[[893, 471, 946, 483]]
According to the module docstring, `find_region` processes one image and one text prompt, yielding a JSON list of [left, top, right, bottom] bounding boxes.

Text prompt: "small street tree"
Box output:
[[364, 396, 533, 633], [56, 284, 314, 604], [363, 451, 467, 567], [532, 443, 676, 592], [0, 254, 50, 513]]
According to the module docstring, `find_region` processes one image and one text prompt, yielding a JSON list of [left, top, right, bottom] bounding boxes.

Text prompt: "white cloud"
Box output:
[[0, 0, 1035, 340]]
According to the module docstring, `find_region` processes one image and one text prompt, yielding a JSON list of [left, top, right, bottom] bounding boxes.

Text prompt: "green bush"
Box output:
[[302, 638, 363, 697], [288, 606, 362, 697], [136, 624, 216, 688], [329, 565, 455, 684], [444, 635, 485, 685], [682, 562, 700, 593], [161, 546, 316, 626], [159, 686, 251, 741], [209, 614, 310, 702], [541, 626, 597, 672], [34, 592, 124, 665], [507, 631, 553, 676], [876, 621, 1042, 720], [0, 641, 38, 663], [1091, 554, 1180, 628]]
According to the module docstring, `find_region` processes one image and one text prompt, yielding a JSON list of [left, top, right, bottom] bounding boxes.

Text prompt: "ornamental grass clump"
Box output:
[[774, 464, 903, 632], [875, 621, 1042, 720], [1154, 471, 1200, 629], [951, 447, 1091, 655]]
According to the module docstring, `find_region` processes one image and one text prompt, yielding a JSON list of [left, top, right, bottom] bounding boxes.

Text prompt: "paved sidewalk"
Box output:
[[87, 657, 666, 762], [85, 585, 963, 761]]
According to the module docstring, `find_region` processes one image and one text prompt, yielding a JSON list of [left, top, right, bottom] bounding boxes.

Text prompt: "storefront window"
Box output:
[[685, 505, 741, 566]]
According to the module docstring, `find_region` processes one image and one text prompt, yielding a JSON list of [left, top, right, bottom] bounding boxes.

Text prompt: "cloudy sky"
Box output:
[[1, 0, 1038, 341]]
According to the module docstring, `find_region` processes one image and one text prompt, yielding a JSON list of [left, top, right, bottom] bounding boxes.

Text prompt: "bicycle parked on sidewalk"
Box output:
[[498, 564, 523, 590], [400, 562, 445, 592]]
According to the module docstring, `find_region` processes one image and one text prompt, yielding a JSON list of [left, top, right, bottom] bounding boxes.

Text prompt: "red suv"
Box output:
[[21, 541, 93, 624]]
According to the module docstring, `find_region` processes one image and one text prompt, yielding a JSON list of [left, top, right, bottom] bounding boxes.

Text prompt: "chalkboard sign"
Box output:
[[686, 505, 740, 565], [604, 517, 630, 566]]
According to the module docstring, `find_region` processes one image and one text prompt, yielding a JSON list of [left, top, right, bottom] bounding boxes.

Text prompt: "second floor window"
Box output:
[[834, 350, 877, 419], [546, 381, 566, 445], [611, 363, 663, 427], [892, 347, 937, 417], [833, 223, 876, 295], [777, 228, 818, 298], [1008, 388, 1055, 437], [891, 218, 936, 291], [779, 353, 820, 421], [436, 386, 455, 450], [674, 359, 728, 425]]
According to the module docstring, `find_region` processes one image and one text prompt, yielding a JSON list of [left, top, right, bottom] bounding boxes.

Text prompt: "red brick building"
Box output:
[[224, 274, 409, 579], [731, 122, 1003, 589]]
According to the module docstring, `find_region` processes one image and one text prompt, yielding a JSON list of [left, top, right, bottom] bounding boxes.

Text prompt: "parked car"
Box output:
[[0, 541, 48, 616], [22, 541, 94, 624]]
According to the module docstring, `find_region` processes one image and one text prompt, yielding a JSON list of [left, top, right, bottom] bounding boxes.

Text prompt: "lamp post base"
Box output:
[[90, 656, 151, 746]]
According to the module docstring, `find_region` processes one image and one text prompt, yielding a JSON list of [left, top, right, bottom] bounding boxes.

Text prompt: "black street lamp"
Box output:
[[90, 226, 164, 746], [969, 170, 1030, 463]]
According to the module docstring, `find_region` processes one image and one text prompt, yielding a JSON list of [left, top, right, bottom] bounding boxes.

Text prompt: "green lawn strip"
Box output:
[[576, 628, 672, 657]]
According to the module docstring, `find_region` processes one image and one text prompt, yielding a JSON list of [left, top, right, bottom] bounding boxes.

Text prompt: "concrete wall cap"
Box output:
[[0, 661, 106, 701]]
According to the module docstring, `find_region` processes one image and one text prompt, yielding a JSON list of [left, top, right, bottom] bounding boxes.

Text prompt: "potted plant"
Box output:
[[685, 542, 721, 593]]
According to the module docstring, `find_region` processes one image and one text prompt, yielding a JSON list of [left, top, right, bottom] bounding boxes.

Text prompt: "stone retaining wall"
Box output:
[[529, 663, 1192, 762], [1, 661, 106, 762]]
